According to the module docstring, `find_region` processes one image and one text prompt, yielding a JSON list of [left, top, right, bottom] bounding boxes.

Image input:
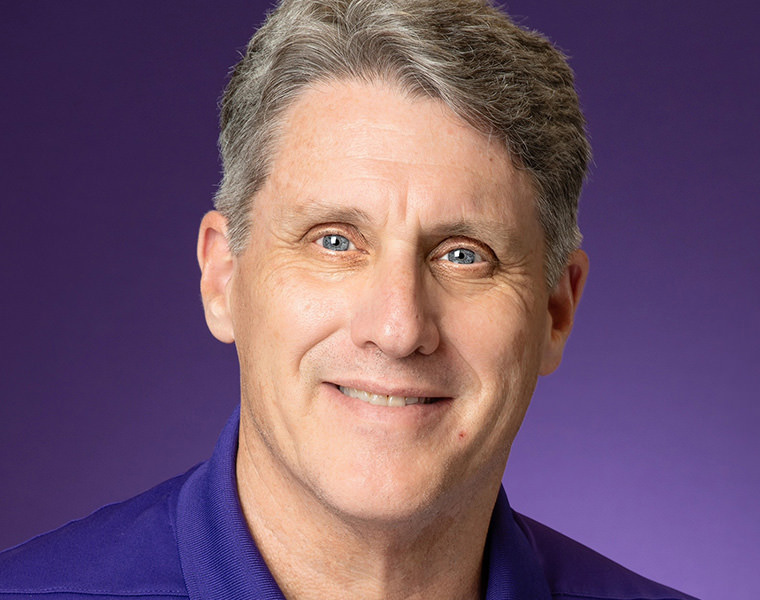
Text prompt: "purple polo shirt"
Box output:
[[0, 409, 697, 600]]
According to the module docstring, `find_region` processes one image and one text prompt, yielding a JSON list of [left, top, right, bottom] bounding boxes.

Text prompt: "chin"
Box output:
[[318, 487, 438, 527], [306, 456, 463, 527]]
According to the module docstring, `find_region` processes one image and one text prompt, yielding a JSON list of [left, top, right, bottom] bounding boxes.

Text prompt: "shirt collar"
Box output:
[[176, 407, 551, 600], [176, 408, 284, 600], [483, 487, 553, 599]]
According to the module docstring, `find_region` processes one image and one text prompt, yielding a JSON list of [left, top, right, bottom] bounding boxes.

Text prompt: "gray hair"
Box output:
[[215, 0, 590, 287]]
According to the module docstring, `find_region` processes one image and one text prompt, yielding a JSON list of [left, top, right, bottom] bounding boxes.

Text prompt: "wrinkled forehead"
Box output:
[[248, 78, 545, 268], [263, 78, 539, 226]]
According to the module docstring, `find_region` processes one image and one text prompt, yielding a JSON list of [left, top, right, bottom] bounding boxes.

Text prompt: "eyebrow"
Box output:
[[276, 198, 528, 253], [427, 220, 517, 242], [275, 201, 373, 228], [425, 216, 532, 257]]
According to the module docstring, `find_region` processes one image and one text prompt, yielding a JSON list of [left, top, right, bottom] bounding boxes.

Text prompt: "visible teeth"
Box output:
[[387, 395, 405, 407], [368, 393, 386, 406], [338, 386, 430, 406]]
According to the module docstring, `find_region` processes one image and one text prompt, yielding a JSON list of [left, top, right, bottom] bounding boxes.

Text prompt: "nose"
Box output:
[[350, 250, 440, 358]]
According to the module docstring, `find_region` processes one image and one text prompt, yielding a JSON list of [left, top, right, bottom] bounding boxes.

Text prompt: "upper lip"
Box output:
[[329, 380, 451, 399]]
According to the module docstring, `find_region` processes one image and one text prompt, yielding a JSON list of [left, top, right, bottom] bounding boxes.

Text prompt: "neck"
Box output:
[[236, 425, 501, 600]]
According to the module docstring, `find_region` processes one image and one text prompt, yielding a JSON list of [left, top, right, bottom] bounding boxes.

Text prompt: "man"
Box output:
[[0, 1, 697, 599]]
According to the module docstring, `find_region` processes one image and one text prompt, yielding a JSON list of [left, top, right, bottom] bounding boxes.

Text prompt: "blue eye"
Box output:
[[443, 248, 480, 264], [320, 234, 352, 251]]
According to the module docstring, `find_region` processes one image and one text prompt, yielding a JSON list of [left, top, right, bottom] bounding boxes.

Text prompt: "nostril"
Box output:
[[349, 268, 440, 358]]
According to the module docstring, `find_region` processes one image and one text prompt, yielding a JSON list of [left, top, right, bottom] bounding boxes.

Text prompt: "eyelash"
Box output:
[[310, 225, 361, 252], [310, 227, 494, 265], [317, 233, 355, 252], [438, 247, 483, 264], [435, 237, 494, 266]]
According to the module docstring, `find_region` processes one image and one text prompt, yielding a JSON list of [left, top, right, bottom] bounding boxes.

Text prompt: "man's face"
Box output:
[[203, 79, 578, 522]]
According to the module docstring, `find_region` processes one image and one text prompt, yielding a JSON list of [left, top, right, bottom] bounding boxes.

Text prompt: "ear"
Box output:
[[197, 211, 235, 343], [539, 249, 589, 375]]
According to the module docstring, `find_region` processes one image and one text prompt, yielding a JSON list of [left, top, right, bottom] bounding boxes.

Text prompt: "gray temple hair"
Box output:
[[214, 0, 590, 288]]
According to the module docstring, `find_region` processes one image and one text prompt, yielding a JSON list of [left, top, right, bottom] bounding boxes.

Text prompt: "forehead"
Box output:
[[261, 78, 538, 232]]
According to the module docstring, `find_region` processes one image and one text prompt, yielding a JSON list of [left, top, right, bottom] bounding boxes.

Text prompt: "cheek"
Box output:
[[446, 299, 542, 381], [233, 263, 350, 366], [445, 294, 547, 425]]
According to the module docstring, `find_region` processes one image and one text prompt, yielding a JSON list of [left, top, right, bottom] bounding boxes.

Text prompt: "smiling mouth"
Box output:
[[337, 385, 441, 407]]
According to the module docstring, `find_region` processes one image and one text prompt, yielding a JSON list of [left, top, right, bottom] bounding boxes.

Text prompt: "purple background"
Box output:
[[1, 2, 758, 598]]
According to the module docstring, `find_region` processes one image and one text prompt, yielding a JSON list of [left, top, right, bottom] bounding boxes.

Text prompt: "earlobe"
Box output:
[[197, 211, 236, 344], [539, 249, 589, 375]]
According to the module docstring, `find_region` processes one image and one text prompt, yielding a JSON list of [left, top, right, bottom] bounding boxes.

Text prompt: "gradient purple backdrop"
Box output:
[[1, 2, 758, 598]]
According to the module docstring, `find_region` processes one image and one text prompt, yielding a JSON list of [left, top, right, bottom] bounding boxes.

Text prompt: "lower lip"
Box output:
[[323, 383, 453, 428]]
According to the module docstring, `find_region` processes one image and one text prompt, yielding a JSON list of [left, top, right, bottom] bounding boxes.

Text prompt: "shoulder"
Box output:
[[513, 512, 699, 600], [0, 469, 197, 600]]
